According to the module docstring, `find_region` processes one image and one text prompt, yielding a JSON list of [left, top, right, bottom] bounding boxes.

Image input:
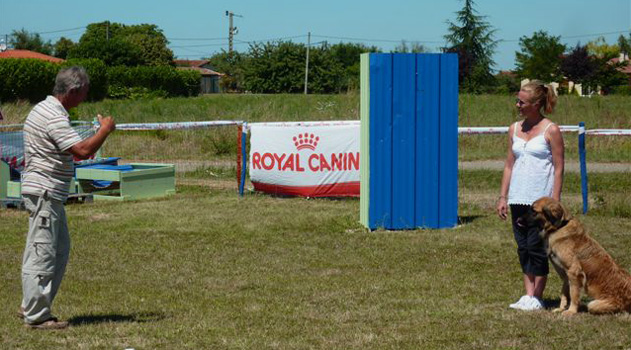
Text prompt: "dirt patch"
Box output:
[[120, 159, 235, 173], [178, 178, 241, 190]]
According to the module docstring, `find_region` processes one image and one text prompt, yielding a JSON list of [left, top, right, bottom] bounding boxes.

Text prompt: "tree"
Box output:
[[53, 37, 75, 59], [70, 36, 144, 66], [307, 43, 346, 93], [515, 30, 566, 82], [561, 43, 597, 84], [329, 42, 380, 91], [208, 50, 246, 92], [589, 59, 628, 94], [10, 29, 53, 55], [69, 21, 174, 66], [120, 24, 174, 66], [618, 34, 630, 58], [586, 36, 619, 60], [443, 0, 498, 92], [392, 41, 428, 53], [242, 41, 307, 93]]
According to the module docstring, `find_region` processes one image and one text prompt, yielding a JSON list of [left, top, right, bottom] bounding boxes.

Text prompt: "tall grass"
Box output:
[[2, 94, 631, 162], [3, 94, 631, 348]]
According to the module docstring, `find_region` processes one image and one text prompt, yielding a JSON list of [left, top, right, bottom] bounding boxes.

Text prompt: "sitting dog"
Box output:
[[524, 197, 631, 315]]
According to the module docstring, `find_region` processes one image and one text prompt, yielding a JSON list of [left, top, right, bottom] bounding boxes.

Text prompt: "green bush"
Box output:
[[0, 58, 108, 103], [611, 85, 631, 96], [0, 58, 58, 103], [107, 65, 200, 99]]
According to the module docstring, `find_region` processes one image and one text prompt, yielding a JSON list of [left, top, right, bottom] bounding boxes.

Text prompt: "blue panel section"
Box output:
[[391, 54, 416, 229], [578, 122, 588, 214], [416, 54, 440, 228], [368, 54, 393, 229], [240, 127, 247, 197], [438, 54, 459, 228]]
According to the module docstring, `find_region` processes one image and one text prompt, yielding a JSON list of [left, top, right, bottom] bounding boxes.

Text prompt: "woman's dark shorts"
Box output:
[[510, 204, 549, 276]]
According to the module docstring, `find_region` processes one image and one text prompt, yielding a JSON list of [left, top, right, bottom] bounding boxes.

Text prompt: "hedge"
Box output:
[[0, 59, 200, 103], [107, 65, 200, 99], [0, 59, 58, 103]]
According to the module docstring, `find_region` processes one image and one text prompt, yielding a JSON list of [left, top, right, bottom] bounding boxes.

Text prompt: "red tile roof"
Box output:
[[0, 49, 64, 63], [174, 59, 210, 68], [608, 57, 631, 74], [176, 66, 223, 76]]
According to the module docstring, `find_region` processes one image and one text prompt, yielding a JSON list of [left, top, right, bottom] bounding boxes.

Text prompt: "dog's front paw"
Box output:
[[561, 309, 577, 316], [552, 307, 565, 313]]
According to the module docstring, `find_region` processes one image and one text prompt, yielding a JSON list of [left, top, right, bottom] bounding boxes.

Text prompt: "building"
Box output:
[[0, 49, 64, 63], [610, 53, 631, 85], [174, 60, 224, 94]]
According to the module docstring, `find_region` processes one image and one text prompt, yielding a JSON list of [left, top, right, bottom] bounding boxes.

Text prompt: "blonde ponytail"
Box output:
[[521, 80, 557, 114]]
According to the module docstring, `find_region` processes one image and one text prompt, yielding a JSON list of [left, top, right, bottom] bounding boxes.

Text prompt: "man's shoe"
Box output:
[[16, 307, 24, 319], [25, 318, 68, 330]]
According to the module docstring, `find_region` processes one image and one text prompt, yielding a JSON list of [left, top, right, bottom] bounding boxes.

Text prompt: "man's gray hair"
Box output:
[[53, 66, 90, 95]]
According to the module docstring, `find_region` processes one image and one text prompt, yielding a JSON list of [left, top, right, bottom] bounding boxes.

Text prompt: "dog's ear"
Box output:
[[542, 201, 570, 229]]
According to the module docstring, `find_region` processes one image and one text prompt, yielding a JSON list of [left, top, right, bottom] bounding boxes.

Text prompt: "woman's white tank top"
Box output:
[[507, 121, 555, 205]]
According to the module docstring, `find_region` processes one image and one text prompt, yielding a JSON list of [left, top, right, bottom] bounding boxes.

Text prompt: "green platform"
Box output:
[[0, 161, 9, 200], [75, 163, 176, 201], [1, 161, 176, 203]]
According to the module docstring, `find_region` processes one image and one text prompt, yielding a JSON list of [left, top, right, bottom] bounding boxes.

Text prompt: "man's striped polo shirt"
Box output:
[[21, 96, 82, 202]]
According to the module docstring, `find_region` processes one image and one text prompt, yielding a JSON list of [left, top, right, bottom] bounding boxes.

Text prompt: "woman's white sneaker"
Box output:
[[520, 296, 544, 311], [509, 295, 531, 309]]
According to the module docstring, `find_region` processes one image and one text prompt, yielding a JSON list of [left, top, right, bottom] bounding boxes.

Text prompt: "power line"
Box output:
[[498, 30, 631, 43], [233, 34, 308, 45], [168, 37, 227, 41], [312, 34, 444, 44], [3, 25, 628, 52], [170, 43, 230, 48], [37, 26, 86, 35]]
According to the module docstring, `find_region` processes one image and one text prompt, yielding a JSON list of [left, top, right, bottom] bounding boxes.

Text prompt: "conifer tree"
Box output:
[[443, 0, 498, 92]]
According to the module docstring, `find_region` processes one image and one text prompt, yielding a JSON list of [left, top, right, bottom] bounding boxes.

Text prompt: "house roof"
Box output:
[[174, 59, 210, 68], [0, 49, 64, 63], [609, 56, 631, 75], [176, 66, 224, 76], [497, 70, 517, 77]]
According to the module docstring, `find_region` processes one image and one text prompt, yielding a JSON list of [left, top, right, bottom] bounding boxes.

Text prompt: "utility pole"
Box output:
[[304, 32, 310, 95], [225, 11, 243, 56]]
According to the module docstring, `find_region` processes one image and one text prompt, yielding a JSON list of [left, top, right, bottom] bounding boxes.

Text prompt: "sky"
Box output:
[[0, 0, 630, 71]]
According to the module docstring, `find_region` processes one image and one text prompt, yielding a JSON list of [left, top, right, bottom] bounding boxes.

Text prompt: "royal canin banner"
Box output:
[[248, 121, 360, 197]]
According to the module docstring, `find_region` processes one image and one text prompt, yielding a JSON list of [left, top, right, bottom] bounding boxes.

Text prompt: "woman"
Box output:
[[497, 80, 564, 311]]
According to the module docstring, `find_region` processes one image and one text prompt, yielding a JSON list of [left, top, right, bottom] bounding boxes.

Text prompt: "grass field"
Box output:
[[2, 169, 631, 349], [2, 93, 631, 162], [2, 94, 631, 349]]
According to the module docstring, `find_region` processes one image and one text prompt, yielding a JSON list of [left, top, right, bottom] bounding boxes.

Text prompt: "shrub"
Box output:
[[0, 58, 58, 103], [0, 58, 108, 103], [107, 65, 200, 99], [610, 85, 631, 96]]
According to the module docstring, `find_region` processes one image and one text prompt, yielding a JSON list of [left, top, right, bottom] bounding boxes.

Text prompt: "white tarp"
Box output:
[[248, 121, 360, 197]]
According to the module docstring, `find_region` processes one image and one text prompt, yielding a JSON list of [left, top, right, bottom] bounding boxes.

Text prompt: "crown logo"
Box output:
[[293, 133, 320, 151]]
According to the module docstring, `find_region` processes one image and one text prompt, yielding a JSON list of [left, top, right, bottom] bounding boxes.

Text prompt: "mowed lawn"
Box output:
[[2, 170, 631, 349], [2, 94, 631, 348]]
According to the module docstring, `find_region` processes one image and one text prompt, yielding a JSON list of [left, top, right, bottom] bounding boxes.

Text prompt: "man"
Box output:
[[19, 66, 115, 330]]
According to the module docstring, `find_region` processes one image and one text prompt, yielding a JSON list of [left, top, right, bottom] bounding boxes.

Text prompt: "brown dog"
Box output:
[[524, 197, 631, 315]]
